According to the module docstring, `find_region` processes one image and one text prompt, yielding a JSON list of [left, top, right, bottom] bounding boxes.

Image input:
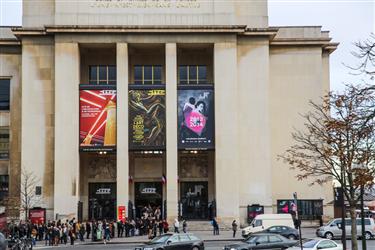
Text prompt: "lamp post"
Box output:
[[293, 192, 303, 250], [353, 163, 367, 250], [340, 167, 346, 250]]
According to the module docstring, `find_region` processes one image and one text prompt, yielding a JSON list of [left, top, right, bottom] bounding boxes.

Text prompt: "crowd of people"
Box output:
[[4, 205, 190, 246]]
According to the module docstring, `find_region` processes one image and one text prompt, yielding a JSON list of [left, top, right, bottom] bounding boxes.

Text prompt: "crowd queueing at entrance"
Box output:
[[3, 205, 191, 246]]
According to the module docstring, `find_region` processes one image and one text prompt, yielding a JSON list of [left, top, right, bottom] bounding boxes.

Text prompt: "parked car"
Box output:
[[316, 217, 375, 240], [134, 233, 204, 250], [223, 233, 297, 250], [287, 238, 342, 250], [259, 226, 299, 240], [242, 214, 295, 238]]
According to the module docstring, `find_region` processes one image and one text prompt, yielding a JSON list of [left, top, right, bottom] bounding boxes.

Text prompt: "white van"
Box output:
[[242, 214, 295, 238]]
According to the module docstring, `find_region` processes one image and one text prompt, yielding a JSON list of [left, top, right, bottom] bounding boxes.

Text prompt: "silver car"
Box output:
[[316, 218, 375, 240]]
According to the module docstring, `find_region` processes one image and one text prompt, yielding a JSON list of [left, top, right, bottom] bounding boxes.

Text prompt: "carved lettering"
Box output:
[[90, 0, 200, 9]]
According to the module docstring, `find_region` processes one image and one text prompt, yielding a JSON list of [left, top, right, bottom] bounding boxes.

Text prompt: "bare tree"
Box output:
[[279, 84, 375, 250], [20, 170, 41, 221], [350, 34, 375, 79]]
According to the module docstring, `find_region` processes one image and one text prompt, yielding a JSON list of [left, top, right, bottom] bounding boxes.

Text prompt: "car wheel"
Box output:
[[324, 232, 334, 239], [288, 234, 296, 240], [365, 232, 372, 240], [191, 247, 200, 250]]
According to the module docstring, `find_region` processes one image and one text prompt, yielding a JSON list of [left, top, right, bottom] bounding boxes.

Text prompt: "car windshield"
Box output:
[[301, 239, 319, 248], [150, 235, 171, 244], [245, 236, 258, 243]]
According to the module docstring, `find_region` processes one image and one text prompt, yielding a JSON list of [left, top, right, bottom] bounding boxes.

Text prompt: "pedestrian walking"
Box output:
[[182, 219, 187, 233], [174, 218, 180, 233], [232, 220, 238, 238], [104, 222, 111, 244], [212, 217, 219, 235]]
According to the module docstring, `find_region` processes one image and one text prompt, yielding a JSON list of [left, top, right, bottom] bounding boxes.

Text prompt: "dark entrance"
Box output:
[[89, 183, 116, 221], [180, 182, 208, 220], [135, 182, 163, 218]]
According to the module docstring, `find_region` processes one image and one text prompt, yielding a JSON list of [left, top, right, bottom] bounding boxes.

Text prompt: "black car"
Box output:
[[223, 233, 297, 250], [135, 233, 204, 250], [259, 226, 299, 240]]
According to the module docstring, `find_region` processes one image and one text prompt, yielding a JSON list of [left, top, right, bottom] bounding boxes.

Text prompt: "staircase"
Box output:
[[185, 220, 231, 231]]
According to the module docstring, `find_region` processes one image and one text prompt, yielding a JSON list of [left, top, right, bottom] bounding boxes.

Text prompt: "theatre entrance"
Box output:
[[134, 182, 163, 218], [180, 181, 209, 220], [88, 183, 116, 221]]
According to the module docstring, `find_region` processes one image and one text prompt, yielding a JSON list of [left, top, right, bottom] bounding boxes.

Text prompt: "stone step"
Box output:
[[183, 220, 231, 231]]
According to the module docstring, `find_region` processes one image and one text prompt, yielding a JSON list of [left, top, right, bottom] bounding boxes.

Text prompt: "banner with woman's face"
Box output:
[[177, 89, 214, 149]]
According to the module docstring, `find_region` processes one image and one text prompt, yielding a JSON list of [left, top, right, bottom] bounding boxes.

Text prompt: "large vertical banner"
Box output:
[[80, 90, 117, 150], [178, 89, 214, 149], [129, 89, 166, 149]]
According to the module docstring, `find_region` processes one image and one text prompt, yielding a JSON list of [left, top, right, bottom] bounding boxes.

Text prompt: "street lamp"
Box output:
[[353, 163, 367, 250]]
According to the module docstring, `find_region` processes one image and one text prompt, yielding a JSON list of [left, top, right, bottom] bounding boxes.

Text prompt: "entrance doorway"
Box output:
[[180, 182, 208, 220], [88, 183, 116, 221], [134, 182, 163, 218]]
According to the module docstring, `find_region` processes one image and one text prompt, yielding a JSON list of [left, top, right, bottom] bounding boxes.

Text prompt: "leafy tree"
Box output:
[[280, 34, 375, 250]]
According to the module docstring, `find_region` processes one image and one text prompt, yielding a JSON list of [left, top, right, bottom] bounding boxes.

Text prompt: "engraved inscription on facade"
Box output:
[[90, 0, 201, 9]]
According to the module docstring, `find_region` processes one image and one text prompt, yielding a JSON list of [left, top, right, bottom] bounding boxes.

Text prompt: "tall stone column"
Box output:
[[54, 42, 80, 218], [214, 42, 240, 225], [165, 43, 178, 221], [116, 43, 129, 218]]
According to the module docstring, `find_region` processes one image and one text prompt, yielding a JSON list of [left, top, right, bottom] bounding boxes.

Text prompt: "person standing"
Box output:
[[182, 219, 187, 233], [86, 221, 91, 240], [68, 225, 75, 245], [212, 217, 219, 235], [232, 220, 238, 238], [173, 218, 180, 233]]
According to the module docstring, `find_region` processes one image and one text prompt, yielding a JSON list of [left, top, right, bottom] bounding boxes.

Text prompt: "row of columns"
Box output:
[[54, 42, 240, 224]]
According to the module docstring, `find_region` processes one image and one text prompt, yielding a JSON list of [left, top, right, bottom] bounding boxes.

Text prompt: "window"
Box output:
[[255, 235, 269, 244], [253, 219, 262, 227], [179, 65, 207, 84], [88, 65, 116, 85], [0, 128, 9, 160], [268, 226, 280, 233], [0, 79, 10, 110], [356, 219, 371, 225], [317, 240, 337, 249], [0, 175, 8, 200], [134, 65, 162, 85], [179, 235, 190, 242], [269, 235, 282, 243], [168, 235, 179, 243]]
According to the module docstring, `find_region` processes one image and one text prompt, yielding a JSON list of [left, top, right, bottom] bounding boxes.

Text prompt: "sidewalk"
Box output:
[[34, 228, 318, 248]]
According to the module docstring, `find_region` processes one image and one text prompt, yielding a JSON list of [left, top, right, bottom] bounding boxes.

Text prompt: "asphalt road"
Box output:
[[35, 241, 233, 250], [34, 240, 375, 250]]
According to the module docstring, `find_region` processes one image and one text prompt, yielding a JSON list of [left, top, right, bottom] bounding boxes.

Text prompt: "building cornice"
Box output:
[[0, 39, 21, 46], [270, 38, 339, 53], [12, 25, 249, 35], [7, 25, 338, 53]]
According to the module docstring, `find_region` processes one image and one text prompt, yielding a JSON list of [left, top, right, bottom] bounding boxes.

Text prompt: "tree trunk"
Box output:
[[350, 205, 358, 250]]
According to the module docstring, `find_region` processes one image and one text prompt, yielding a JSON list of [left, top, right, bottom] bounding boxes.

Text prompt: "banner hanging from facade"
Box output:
[[129, 89, 166, 149], [178, 89, 214, 149], [79, 90, 117, 150]]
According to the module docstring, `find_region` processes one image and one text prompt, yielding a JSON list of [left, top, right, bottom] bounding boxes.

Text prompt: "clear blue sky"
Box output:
[[0, 0, 374, 90]]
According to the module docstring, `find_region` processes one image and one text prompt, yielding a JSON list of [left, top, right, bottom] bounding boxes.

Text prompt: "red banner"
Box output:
[[29, 208, 46, 225], [118, 206, 126, 222], [80, 90, 117, 148]]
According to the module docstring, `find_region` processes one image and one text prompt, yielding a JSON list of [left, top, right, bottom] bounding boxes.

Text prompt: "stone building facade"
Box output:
[[0, 0, 338, 225]]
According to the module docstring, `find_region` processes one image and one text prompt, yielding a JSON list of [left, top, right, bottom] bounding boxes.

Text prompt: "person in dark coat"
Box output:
[[86, 221, 91, 239], [232, 220, 238, 238], [212, 217, 219, 235]]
